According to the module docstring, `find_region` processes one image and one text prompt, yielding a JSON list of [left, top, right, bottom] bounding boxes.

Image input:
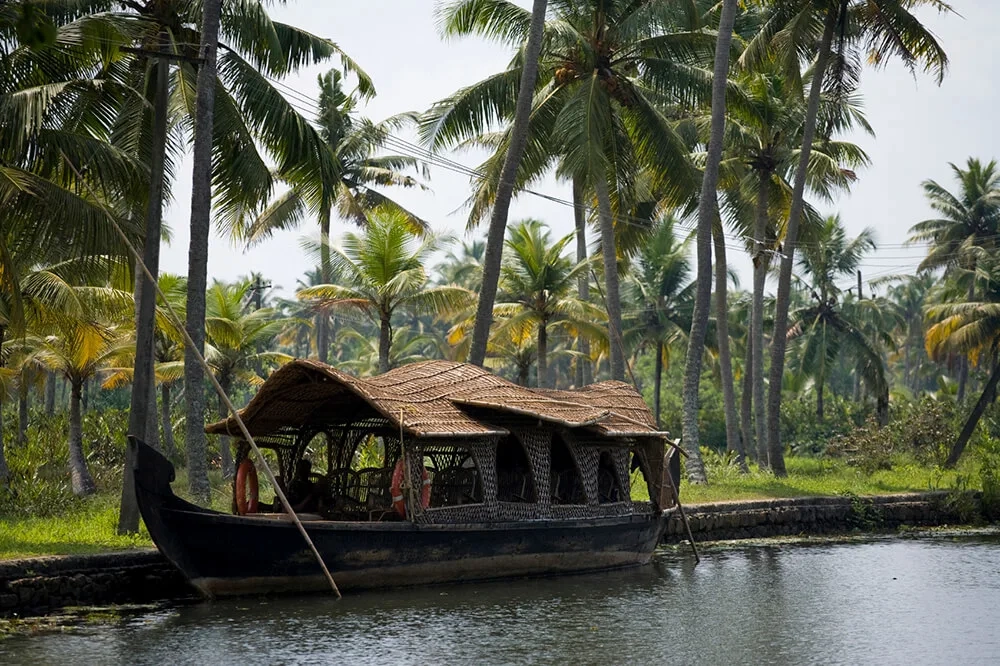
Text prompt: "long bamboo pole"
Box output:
[[62, 153, 342, 598], [590, 269, 700, 564]]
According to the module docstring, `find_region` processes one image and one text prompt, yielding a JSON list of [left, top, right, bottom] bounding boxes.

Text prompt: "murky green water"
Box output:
[[3, 534, 999, 665]]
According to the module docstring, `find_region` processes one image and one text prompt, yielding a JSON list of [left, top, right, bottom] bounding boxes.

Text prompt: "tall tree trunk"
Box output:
[[681, 0, 738, 484], [0, 401, 8, 488], [957, 279, 976, 402], [119, 40, 168, 535], [594, 175, 625, 382], [45, 371, 56, 415], [82, 377, 89, 412], [740, 336, 754, 462], [537, 322, 549, 388], [713, 222, 747, 470], [379, 314, 391, 374], [183, 0, 223, 502], [752, 171, 770, 468], [765, 9, 838, 477], [217, 376, 234, 479], [317, 208, 332, 365], [654, 341, 663, 429], [161, 382, 175, 460], [146, 375, 160, 450], [468, 0, 549, 367], [17, 379, 28, 448], [68, 378, 96, 496], [572, 176, 591, 387], [946, 360, 1000, 467]]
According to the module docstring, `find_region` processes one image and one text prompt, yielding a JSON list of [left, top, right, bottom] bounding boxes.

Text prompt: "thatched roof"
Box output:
[[205, 359, 663, 440]]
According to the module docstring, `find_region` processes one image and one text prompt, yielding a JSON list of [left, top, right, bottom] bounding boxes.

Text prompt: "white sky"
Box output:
[[159, 1, 998, 298]]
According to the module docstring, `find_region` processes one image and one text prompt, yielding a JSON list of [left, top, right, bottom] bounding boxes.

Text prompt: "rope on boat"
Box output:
[[590, 270, 701, 565], [62, 153, 343, 599]]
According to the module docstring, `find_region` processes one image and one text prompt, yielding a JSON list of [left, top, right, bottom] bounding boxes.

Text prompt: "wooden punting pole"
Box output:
[[63, 154, 343, 598]]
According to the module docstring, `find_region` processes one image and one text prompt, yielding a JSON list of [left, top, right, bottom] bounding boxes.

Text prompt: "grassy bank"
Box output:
[[3, 455, 979, 561], [677, 455, 968, 504]]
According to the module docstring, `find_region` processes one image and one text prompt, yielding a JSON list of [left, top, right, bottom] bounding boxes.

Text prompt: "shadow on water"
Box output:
[[3, 533, 1000, 665]]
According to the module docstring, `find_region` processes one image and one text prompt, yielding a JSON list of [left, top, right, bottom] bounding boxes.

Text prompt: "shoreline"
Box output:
[[2, 490, 988, 619]]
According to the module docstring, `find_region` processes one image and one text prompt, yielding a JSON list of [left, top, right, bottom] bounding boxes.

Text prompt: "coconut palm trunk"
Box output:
[[957, 279, 975, 401], [119, 40, 169, 535], [594, 175, 626, 382], [654, 341, 663, 429], [183, 0, 223, 502], [17, 380, 27, 448], [468, 0, 549, 367], [379, 315, 392, 374], [537, 322, 549, 388], [740, 337, 754, 461], [45, 371, 56, 415], [751, 172, 769, 467], [69, 378, 96, 496], [217, 375, 234, 478], [765, 9, 839, 476], [681, 0, 738, 484], [947, 359, 1000, 467], [0, 403, 8, 487], [573, 177, 591, 387], [317, 208, 332, 364], [161, 383, 175, 460], [713, 222, 747, 470]]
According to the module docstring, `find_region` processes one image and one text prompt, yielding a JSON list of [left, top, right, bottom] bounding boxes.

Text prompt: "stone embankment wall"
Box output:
[[0, 550, 194, 617], [663, 491, 972, 543]]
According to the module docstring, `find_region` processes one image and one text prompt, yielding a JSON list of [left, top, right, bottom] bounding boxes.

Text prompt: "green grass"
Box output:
[[0, 494, 153, 560], [0, 468, 234, 561], [1, 455, 975, 561], [676, 454, 968, 504]]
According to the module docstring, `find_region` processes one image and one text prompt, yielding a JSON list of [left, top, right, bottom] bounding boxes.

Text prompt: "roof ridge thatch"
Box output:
[[205, 359, 660, 439]]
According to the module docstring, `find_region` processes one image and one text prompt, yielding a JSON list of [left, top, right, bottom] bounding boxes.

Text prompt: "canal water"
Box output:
[[3, 534, 999, 665]]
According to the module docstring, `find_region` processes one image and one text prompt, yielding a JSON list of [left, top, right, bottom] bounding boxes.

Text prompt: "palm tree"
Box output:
[[298, 211, 474, 374], [457, 0, 549, 369], [909, 158, 1000, 401], [238, 67, 429, 365], [436, 240, 486, 291], [335, 326, 438, 377], [787, 216, 887, 420], [717, 65, 870, 466], [925, 255, 1000, 466], [623, 217, 693, 428], [204, 280, 292, 478], [681, 0, 740, 484], [491, 220, 605, 389], [425, 0, 710, 380], [746, 0, 951, 476], [7, 298, 133, 496]]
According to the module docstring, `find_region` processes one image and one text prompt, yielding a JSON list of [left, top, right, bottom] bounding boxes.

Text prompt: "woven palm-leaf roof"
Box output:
[[205, 359, 661, 439]]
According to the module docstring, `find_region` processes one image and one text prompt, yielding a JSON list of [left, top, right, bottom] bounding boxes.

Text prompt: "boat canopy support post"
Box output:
[[62, 153, 343, 599]]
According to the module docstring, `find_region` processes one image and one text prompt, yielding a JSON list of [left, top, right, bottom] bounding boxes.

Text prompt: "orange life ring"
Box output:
[[391, 457, 431, 517], [235, 458, 259, 515]]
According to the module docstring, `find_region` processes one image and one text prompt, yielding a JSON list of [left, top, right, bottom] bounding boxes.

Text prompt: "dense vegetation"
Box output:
[[3, 0, 998, 545]]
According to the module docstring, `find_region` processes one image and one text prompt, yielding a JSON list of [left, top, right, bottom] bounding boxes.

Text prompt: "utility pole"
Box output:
[[857, 269, 863, 300]]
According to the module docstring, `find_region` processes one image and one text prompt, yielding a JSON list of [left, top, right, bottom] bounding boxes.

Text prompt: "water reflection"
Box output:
[[3, 534, 999, 665]]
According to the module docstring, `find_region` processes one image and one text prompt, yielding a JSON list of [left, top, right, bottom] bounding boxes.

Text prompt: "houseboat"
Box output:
[[132, 359, 680, 597]]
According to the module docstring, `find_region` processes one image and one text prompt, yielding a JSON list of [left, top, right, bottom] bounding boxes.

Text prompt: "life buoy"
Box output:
[[391, 457, 431, 517], [235, 458, 259, 515]]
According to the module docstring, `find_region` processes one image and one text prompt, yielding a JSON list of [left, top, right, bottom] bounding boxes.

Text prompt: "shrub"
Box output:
[[826, 398, 957, 472], [779, 396, 869, 456], [1, 407, 129, 518]]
